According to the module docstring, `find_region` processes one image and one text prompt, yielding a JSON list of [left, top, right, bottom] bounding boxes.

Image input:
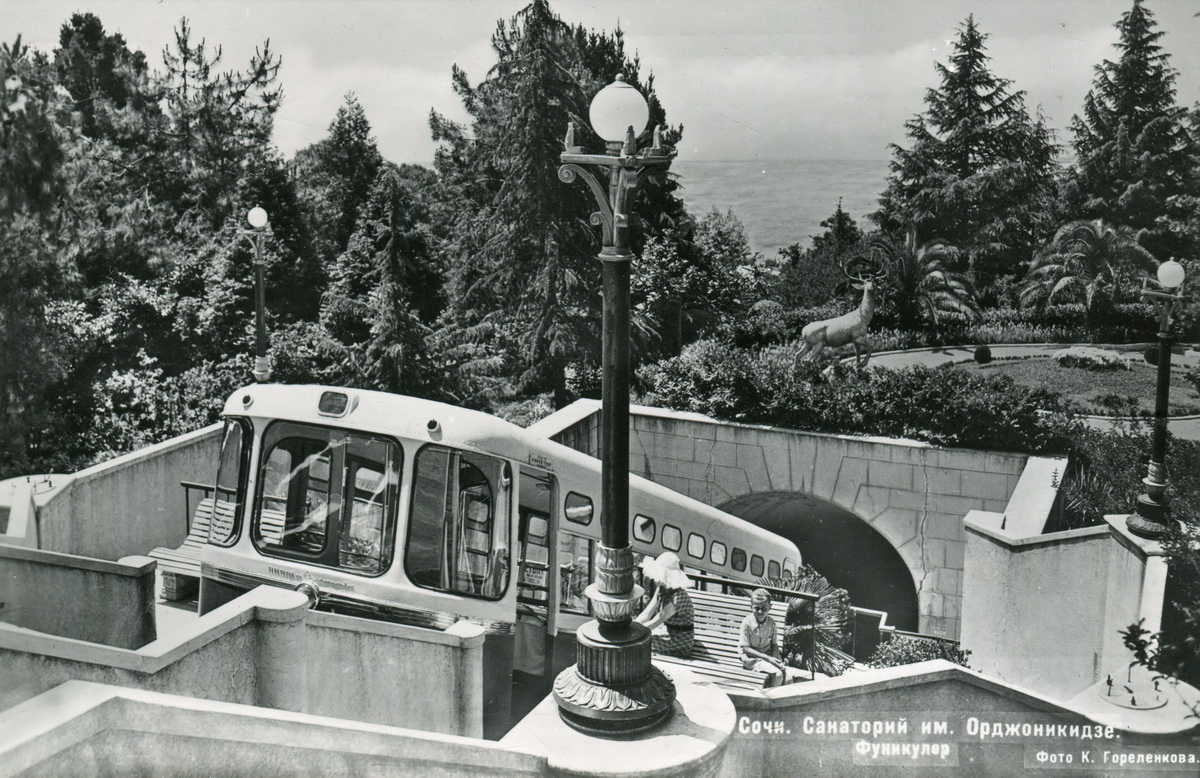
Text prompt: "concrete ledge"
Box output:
[[964, 510, 1110, 548], [62, 424, 223, 485], [0, 543, 155, 576], [0, 585, 300, 672], [308, 609, 487, 648], [0, 680, 548, 777]]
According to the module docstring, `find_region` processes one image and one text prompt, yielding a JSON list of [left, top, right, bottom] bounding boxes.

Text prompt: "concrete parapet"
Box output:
[[0, 543, 156, 649], [0, 681, 547, 778], [961, 511, 1168, 704], [36, 423, 223, 561], [0, 585, 487, 737]]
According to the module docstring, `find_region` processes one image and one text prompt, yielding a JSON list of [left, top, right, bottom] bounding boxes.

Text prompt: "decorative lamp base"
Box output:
[[1128, 492, 1171, 539], [553, 620, 676, 736]]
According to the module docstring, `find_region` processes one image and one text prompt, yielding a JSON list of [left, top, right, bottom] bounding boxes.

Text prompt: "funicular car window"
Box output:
[[731, 547, 747, 572], [405, 445, 512, 600], [518, 470, 553, 606], [661, 524, 682, 552], [209, 417, 251, 547], [254, 422, 400, 576], [559, 533, 592, 615]]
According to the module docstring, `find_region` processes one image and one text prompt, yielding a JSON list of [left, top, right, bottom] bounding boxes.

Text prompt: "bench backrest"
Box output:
[[687, 589, 791, 668]]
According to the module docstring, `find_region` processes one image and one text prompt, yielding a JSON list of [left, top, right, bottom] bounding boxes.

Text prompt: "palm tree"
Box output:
[[868, 228, 980, 332], [1018, 219, 1157, 320], [763, 566, 854, 677]]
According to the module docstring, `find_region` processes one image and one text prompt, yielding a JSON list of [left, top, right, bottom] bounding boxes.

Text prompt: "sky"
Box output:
[[3, 0, 1199, 164]]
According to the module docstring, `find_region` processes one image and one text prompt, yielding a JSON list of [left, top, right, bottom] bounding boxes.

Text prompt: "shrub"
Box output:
[[1052, 346, 1131, 371], [974, 345, 992, 364], [867, 635, 971, 669], [641, 339, 1080, 454], [762, 566, 853, 677]]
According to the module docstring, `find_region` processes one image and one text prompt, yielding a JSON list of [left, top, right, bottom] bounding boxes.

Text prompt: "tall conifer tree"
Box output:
[[875, 15, 1059, 289], [1068, 0, 1193, 258], [430, 0, 684, 407]]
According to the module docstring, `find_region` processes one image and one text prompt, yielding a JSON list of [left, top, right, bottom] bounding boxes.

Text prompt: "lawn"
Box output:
[[947, 354, 1200, 416]]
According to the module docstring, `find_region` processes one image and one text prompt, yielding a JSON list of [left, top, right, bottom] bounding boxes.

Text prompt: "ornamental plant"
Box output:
[[1052, 346, 1131, 371]]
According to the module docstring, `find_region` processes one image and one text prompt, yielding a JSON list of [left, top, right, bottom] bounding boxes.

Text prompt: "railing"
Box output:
[[848, 605, 962, 663], [181, 481, 214, 534], [686, 572, 820, 681]]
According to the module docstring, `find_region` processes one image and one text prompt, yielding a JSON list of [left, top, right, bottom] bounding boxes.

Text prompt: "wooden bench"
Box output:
[[149, 498, 218, 601], [653, 588, 792, 690]]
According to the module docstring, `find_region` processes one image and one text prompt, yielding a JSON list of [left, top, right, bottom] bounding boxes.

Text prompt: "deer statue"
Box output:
[[793, 257, 887, 369]]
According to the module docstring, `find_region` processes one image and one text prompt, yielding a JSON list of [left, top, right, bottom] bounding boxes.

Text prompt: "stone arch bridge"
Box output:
[[532, 400, 1057, 640]]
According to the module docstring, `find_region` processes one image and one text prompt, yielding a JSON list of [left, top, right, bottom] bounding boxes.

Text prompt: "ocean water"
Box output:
[[671, 159, 891, 259]]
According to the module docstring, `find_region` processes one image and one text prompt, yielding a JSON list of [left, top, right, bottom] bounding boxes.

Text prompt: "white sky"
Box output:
[[3, 0, 1199, 163]]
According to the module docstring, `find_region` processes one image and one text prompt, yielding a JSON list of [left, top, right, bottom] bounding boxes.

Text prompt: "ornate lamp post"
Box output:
[[243, 206, 272, 382], [1128, 259, 1188, 539], [552, 76, 674, 735]]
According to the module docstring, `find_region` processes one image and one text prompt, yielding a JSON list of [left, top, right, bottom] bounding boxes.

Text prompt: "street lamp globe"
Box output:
[[1158, 259, 1185, 290], [589, 75, 650, 143], [247, 206, 269, 230]]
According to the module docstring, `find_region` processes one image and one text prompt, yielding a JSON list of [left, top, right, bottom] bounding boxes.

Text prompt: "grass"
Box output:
[[948, 354, 1200, 416]]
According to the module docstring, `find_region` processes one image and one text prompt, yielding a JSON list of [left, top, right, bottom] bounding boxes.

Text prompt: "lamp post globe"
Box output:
[[247, 206, 269, 230], [1158, 260, 1185, 290], [589, 75, 650, 143]]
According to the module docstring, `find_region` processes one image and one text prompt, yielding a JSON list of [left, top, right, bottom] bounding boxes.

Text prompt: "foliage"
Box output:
[[867, 229, 980, 331], [1019, 219, 1158, 324], [873, 15, 1060, 288], [640, 340, 1079, 453], [1068, 0, 1195, 260], [1050, 420, 1200, 531], [973, 345, 992, 364], [867, 635, 971, 669], [763, 566, 854, 677], [1052, 346, 1130, 371], [767, 199, 864, 309], [430, 0, 688, 408], [292, 93, 383, 265]]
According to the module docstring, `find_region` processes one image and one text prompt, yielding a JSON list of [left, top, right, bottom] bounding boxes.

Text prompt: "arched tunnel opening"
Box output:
[[719, 491, 920, 631]]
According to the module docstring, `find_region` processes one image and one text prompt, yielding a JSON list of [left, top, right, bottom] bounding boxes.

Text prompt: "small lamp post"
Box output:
[[552, 76, 673, 735], [1128, 259, 1188, 539], [243, 206, 272, 383]]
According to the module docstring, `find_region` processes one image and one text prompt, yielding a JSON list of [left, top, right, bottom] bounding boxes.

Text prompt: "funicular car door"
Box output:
[[514, 467, 559, 680]]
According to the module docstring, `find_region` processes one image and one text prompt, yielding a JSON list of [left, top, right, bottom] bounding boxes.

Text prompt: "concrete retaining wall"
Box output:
[[0, 682, 545, 778], [0, 543, 156, 649], [0, 586, 487, 737], [718, 661, 1126, 778], [37, 424, 223, 561], [960, 512, 1166, 703]]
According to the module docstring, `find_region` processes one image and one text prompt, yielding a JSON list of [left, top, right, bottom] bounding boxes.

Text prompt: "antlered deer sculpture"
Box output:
[[793, 257, 887, 369]]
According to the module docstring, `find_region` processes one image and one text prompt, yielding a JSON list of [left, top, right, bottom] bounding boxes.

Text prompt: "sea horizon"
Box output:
[[671, 158, 890, 259]]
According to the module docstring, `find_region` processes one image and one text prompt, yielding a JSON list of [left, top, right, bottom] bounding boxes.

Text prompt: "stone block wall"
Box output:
[[542, 401, 1029, 639]]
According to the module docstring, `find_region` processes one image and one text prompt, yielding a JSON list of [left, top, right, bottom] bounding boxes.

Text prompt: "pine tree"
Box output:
[[1068, 0, 1193, 259], [293, 94, 383, 264], [874, 15, 1059, 290], [158, 18, 282, 223], [430, 0, 685, 407], [321, 164, 439, 393]]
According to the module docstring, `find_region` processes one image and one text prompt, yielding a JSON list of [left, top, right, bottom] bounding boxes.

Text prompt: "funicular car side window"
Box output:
[[405, 445, 512, 600], [209, 417, 251, 547], [254, 422, 400, 576]]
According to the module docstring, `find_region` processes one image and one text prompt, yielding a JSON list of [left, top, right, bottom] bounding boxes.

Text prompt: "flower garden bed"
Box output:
[[939, 345, 1200, 416]]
